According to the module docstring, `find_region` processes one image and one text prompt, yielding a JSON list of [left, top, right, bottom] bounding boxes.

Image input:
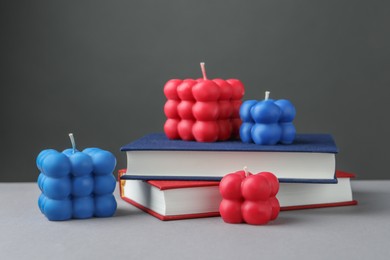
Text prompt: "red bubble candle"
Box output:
[[163, 63, 245, 142], [219, 168, 280, 225]]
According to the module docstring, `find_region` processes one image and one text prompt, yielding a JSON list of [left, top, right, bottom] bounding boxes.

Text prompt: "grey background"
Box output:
[[1, 0, 389, 181]]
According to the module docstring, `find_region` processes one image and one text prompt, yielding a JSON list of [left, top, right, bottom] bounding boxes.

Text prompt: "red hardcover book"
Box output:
[[118, 169, 357, 221]]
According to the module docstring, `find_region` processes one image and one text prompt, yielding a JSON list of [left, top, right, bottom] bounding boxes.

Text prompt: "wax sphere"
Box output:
[[268, 197, 280, 220], [218, 120, 232, 141], [219, 173, 245, 200], [239, 122, 254, 143], [241, 174, 271, 201], [242, 200, 272, 225], [192, 121, 219, 142], [41, 152, 71, 178], [192, 101, 219, 121], [94, 194, 117, 218], [219, 100, 233, 119], [177, 79, 196, 100], [177, 100, 195, 119], [62, 148, 80, 157], [73, 196, 94, 219], [250, 100, 281, 124], [68, 152, 93, 177], [36, 149, 57, 171], [231, 100, 242, 118], [43, 176, 72, 200], [260, 172, 279, 196], [239, 100, 257, 122], [37, 172, 46, 191], [94, 174, 116, 195], [72, 174, 94, 197], [164, 99, 180, 119], [163, 79, 182, 100], [251, 123, 282, 145], [219, 200, 243, 224], [226, 79, 245, 100], [213, 79, 233, 100], [82, 147, 100, 156], [43, 198, 72, 221], [275, 99, 296, 122], [89, 149, 116, 175], [164, 118, 180, 139], [38, 193, 47, 213], [192, 80, 221, 102], [177, 119, 195, 141], [279, 122, 296, 145]]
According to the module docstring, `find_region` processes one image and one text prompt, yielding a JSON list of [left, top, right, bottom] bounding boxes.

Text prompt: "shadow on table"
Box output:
[[270, 215, 307, 226], [114, 207, 145, 218], [292, 188, 390, 217], [347, 189, 389, 214]]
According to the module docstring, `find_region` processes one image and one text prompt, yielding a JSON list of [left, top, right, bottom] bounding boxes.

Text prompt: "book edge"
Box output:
[[120, 174, 338, 184], [120, 194, 358, 220], [120, 133, 338, 153], [121, 196, 220, 221], [280, 200, 358, 211]]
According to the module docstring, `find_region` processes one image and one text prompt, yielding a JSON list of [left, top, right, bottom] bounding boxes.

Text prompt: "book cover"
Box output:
[[121, 133, 338, 153], [120, 133, 338, 181]]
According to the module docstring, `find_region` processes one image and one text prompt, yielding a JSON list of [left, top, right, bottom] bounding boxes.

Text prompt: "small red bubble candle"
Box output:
[[163, 63, 245, 142], [219, 168, 280, 225]]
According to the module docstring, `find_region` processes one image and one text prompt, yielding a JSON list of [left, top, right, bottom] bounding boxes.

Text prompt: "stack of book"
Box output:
[[119, 133, 357, 221]]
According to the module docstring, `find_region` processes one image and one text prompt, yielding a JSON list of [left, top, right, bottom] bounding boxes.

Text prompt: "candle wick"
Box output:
[[200, 62, 207, 80], [69, 133, 76, 154], [243, 166, 249, 177], [265, 91, 270, 100]]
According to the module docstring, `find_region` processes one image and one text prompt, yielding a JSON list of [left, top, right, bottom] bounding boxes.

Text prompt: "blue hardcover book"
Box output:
[[120, 133, 338, 183]]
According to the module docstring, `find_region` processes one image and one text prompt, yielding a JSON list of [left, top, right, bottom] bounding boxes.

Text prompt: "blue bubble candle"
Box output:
[[37, 133, 117, 221], [239, 91, 296, 145]]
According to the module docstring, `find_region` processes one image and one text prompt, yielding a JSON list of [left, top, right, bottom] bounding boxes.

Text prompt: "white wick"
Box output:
[[265, 91, 270, 100], [68, 133, 76, 154], [243, 166, 249, 177], [200, 62, 207, 80]]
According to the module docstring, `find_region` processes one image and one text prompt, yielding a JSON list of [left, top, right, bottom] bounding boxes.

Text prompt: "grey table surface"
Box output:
[[0, 180, 389, 260]]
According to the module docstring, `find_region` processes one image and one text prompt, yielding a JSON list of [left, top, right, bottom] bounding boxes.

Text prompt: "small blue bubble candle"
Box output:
[[37, 133, 117, 221], [239, 91, 296, 145]]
